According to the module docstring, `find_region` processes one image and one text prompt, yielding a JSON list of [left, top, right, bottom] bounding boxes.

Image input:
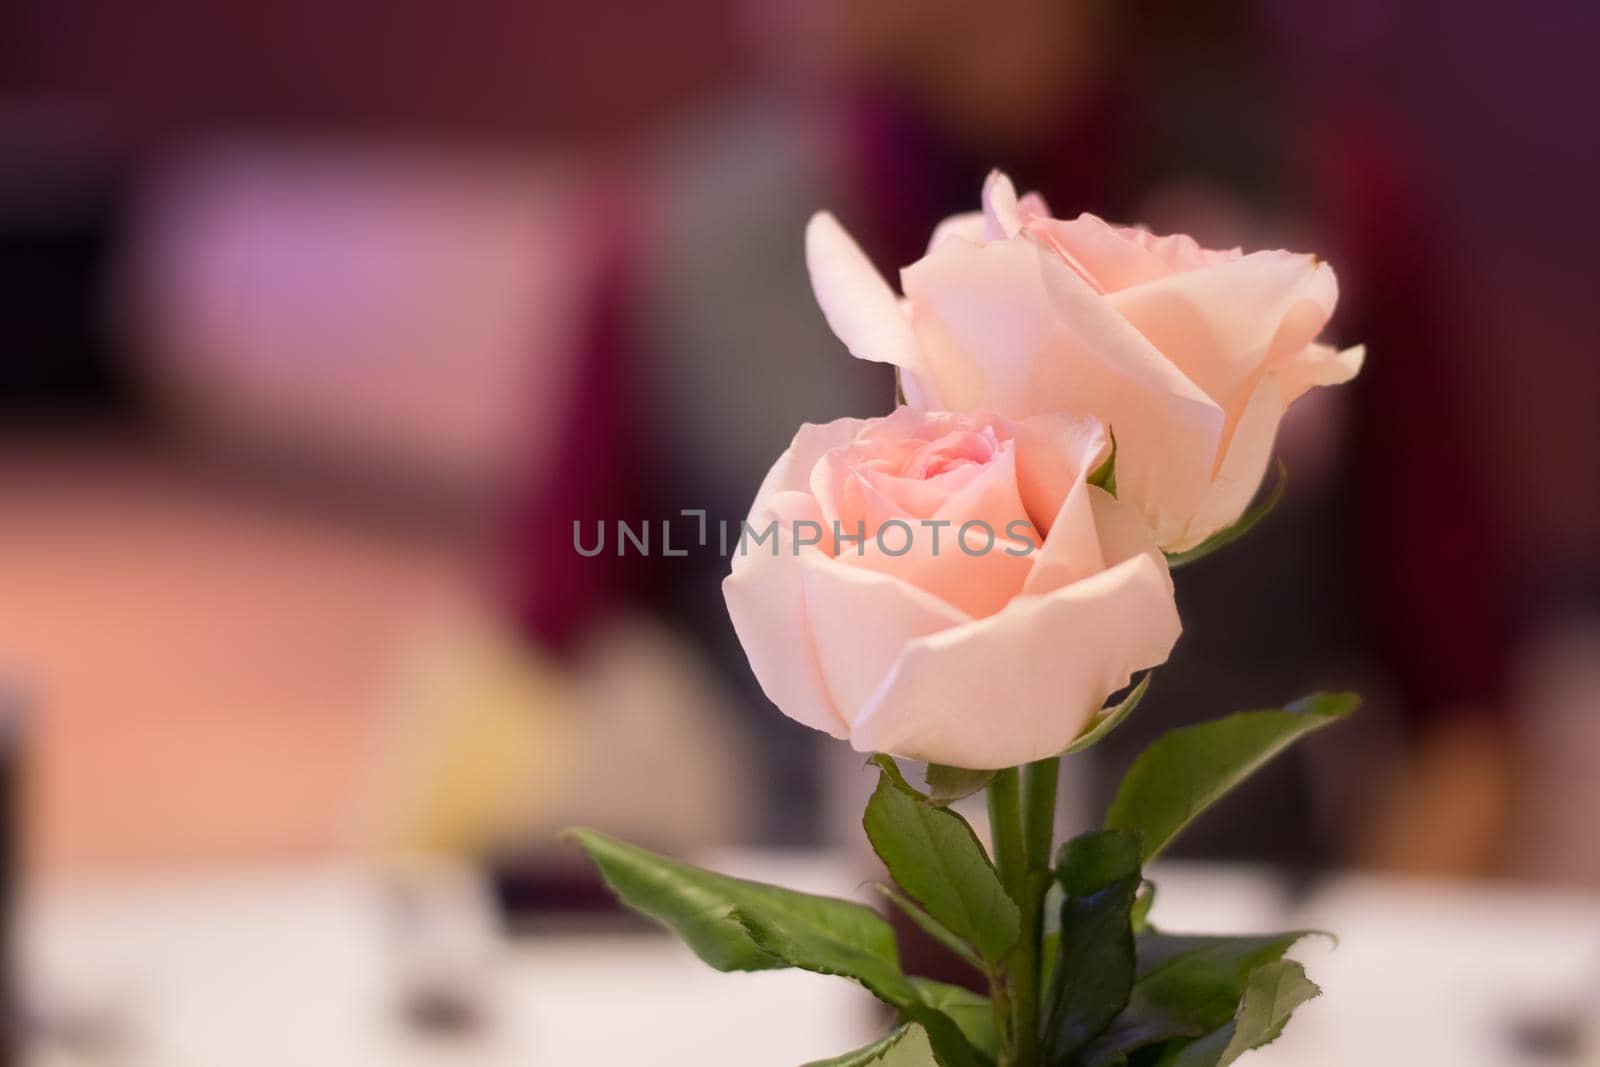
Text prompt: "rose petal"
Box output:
[[858, 455, 990, 521], [805, 212, 923, 369], [800, 552, 969, 728], [848, 548, 1181, 768], [902, 236, 1203, 415], [1030, 243, 1227, 546], [842, 444, 1039, 617], [1009, 413, 1110, 532], [1010, 415, 1111, 594], [982, 170, 1024, 239], [927, 211, 987, 253], [1028, 213, 1174, 292], [1107, 252, 1336, 414], [1020, 481, 1104, 595], [723, 493, 849, 737], [1087, 486, 1172, 573], [903, 235, 1224, 548], [808, 409, 960, 527], [1017, 191, 1051, 221], [1181, 372, 1285, 550], [1277, 342, 1365, 404], [898, 365, 944, 409], [1122, 226, 1242, 274], [754, 416, 873, 512]]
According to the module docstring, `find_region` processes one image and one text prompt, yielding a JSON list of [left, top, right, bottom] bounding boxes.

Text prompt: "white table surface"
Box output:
[[20, 853, 1600, 1066]]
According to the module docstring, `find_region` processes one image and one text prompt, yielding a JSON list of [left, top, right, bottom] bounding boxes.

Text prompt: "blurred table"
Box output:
[[21, 853, 1600, 1066], [1269, 876, 1600, 1067], [21, 854, 881, 1067]]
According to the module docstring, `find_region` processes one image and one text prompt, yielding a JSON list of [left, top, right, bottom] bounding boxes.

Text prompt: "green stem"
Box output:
[[1022, 757, 1060, 874], [1011, 757, 1060, 1066], [989, 760, 1062, 1065], [986, 769, 1026, 1063], [987, 767, 1027, 893], [987, 965, 1014, 1066]]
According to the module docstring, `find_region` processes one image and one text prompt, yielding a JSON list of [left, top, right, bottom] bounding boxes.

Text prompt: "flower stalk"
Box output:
[[1018, 756, 1060, 1060], [987, 758, 1058, 1067]]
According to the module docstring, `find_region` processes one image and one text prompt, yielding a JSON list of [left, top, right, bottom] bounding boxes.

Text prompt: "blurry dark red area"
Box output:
[[10, 0, 747, 144]]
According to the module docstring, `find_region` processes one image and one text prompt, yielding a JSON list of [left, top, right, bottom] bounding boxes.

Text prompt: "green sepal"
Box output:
[[924, 764, 998, 806], [1065, 673, 1152, 755], [1088, 430, 1119, 496]]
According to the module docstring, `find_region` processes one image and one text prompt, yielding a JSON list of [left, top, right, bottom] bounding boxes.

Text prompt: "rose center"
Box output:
[[904, 428, 1000, 480]]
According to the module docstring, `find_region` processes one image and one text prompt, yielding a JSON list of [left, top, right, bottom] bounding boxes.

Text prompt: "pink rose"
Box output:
[[806, 171, 1365, 551], [722, 407, 1180, 769]]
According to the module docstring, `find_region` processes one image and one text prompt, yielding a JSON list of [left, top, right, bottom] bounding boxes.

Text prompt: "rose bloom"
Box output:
[[806, 171, 1365, 551], [722, 407, 1180, 769]]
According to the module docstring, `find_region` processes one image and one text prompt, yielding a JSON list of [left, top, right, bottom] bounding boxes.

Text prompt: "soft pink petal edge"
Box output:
[[805, 212, 921, 370], [1182, 372, 1286, 550], [724, 416, 877, 737], [723, 493, 850, 738], [740, 415, 874, 525]]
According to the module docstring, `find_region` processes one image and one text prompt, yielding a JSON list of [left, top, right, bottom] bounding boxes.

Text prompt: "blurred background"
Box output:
[[2, 0, 1598, 1063]]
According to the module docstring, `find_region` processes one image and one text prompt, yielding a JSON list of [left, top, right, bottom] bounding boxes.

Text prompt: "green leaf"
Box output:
[[924, 764, 997, 805], [573, 828, 985, 1067], [1065, 674, 1152, 755], [729, 900, 986, 1067], [1106, 693, 1359, 861], [1080, 931, 1314, 1065], [864, 758, 1021, 962], [1165, 460, 1286, 568], [1133, 932, 1314, 1021], [1056, 830, 1143, 898], [869, 882, 986, 974], [805, 1024, 938, 1066], [1153, 960, 1321, 1067], [1043, 830, 1143, 1062], [912, 980, 1001, 1057], [570, 828, 897, 973]]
